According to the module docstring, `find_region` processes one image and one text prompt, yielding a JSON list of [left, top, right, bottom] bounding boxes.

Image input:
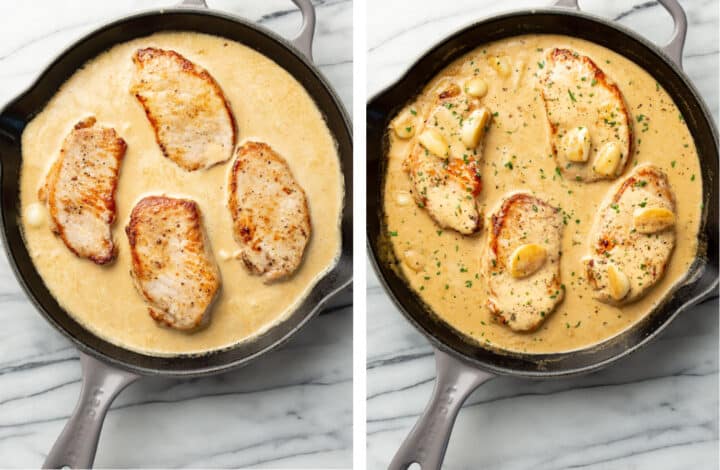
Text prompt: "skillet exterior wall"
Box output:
[[367, 0, 718, 468], [0, 1, 353, 467]]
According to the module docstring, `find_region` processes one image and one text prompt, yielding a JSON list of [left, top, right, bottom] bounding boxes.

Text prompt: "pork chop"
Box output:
[[583, 164, 676, 305], [403, 78, 492, 234], [228, 141, 311, 282], [38, 117, 126, 265], [541, 48, 632, 182], [483, 192, 564, 331], [126, 195, 221, 330], [131, 47, 236, 171]]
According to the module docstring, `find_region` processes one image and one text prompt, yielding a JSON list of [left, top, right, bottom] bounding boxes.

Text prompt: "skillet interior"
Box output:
[[0, 9, 353, 376], [367, 10, 718, 377]]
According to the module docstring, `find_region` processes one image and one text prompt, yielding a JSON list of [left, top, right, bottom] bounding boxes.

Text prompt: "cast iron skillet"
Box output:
[[367, 0, 718, 468], [0, 0, 352, 467]]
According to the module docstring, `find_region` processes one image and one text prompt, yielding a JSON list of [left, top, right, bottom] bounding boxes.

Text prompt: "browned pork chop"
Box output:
[[39, 117, 126, 265], [541, 48, 632, 182], [131, 47, 236, 171], [483, 192, 564, 331], [126, 195, 221, 330], [228, 141, 311, 282], [403, 78, 492, 234], [583, 165, 676, 305]]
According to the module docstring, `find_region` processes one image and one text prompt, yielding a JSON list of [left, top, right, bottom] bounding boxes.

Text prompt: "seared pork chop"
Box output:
[[126, 195, 221, 330], [228, 142, 311, 282], [131, 47, 236, 171], [403, 78, 492, 234], [38, 117, 126, 265], [483, 193, 564, 331], [541, 48, 632, 182], [583, 165, 676, 305]]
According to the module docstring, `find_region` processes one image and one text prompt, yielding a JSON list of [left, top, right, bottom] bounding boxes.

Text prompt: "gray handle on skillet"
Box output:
[[178, 0, 317, 62], [43, 352, 140, 469], [553, 0, 687, 69], [388, 348, 494, 470]]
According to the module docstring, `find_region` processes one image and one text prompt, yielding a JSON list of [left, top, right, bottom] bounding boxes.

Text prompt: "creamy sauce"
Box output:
[[21, 32, 343, 356], [384, 35, 702, 354]]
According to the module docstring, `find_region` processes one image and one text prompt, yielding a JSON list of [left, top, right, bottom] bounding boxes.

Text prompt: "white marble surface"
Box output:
[[0, 1, 352, 468], [367, 0, 718, 468]]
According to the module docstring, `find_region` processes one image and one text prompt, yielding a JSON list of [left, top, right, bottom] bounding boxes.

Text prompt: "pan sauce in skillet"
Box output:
[[384, 35, 702, 354], [20, 32, 343, 356]]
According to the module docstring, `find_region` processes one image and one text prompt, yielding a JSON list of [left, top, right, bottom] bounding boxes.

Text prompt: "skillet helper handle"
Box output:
[[553, 0, 687, 69], [657, 0, 687, 69], [177, 0, 316, 63], [388, 348, 494, 470], [289, 0, 317, 62], [178, 0, 208, 7], [43, 352, 140, 469]]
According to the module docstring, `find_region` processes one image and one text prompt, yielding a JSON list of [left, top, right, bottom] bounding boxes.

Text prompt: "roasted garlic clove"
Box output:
[[418, 128, 448, 157], [465, 77, 488, 98], [392, 109, 416, 139], [593, 141, 622, 177], [509, 243, 547, 279], [403, 250, 426, 272], [607, 263, 630, 301], [633, 207, 675, 234], [488, 55, 511, 77], [461, 108, 492, 148], [562, 126, 591, 163]]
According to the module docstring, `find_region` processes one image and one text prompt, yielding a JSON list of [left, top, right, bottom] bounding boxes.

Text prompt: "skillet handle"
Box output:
[[43, 352, 140, 469], [657, 0, 687, 69], [289, 0, 317, 62], [177, 0, 316, 63], [388, 348, 494, 470], [553, 0, 687, 69], [178, 0, 207, 6]]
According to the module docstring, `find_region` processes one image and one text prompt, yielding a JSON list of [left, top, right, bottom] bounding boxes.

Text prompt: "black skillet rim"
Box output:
[[0, 7, 353, 377], [367, 7, 719, 378]]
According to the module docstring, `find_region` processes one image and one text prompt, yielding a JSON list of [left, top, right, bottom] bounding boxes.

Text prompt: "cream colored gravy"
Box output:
[[384, 35, 702, 354], [21, 32, 343, 356]]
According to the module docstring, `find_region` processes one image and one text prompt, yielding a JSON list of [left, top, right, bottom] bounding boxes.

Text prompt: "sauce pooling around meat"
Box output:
[[384, 35, 702, 354], [20, 32, 343, 356]]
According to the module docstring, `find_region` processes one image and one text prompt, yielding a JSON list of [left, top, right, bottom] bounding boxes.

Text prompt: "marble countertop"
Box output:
[[367, 0, 718, 469], [0, 0, 352, 468]]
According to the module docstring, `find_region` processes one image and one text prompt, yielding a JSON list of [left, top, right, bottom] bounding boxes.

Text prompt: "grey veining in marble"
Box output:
[[0, 1, 352, 468], [367, 0, 718, 468]]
